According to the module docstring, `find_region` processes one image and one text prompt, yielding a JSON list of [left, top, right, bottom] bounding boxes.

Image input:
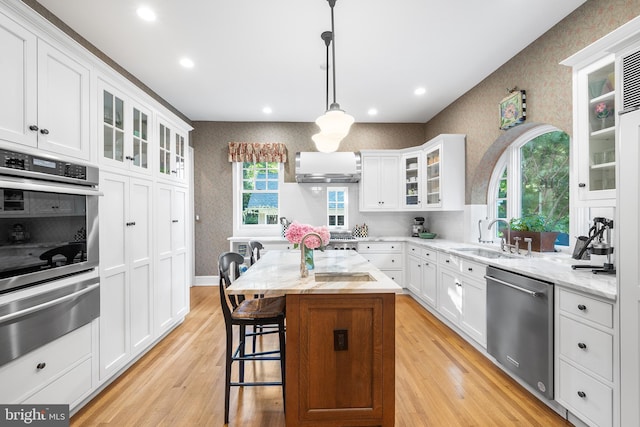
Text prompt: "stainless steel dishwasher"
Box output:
[[485, 266, 554, 399]]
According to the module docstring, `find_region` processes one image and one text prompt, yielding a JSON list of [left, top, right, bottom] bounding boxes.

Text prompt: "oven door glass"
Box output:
[[0, 188, 90, 287]]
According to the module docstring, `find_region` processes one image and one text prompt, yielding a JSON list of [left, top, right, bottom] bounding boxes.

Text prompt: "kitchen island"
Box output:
[[227, 250, 401, 427]]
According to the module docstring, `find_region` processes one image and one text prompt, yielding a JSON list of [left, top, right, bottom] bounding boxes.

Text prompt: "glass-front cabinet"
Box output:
[[99, 80, 152, 175], [402, 152, 421, 209], [575, 54, 616, 203], [425, 145, 441, 207], [157, 117, 188, 183]]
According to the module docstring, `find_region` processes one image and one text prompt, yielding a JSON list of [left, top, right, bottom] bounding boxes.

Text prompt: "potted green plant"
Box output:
[[509, 215, 558, 252]]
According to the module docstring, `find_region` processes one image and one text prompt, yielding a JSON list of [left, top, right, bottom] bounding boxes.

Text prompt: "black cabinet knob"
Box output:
[[40, 128, 49, 135], [172, 220, 179, 223], [578, 304, 587, 311], [578, 342, 587, 350], [468, 267, 473, 272], [36, 362, 46, 370], [577, 391, 586, 398], [578, 183, 586, 188], [29, 125, 39, 131]]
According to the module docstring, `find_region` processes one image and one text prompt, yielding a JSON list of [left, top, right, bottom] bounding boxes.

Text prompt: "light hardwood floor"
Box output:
[[72, 287, 571, 426]]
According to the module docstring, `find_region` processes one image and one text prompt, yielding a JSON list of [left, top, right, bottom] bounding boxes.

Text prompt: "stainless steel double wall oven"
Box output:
[[0, 148, 100, 366]]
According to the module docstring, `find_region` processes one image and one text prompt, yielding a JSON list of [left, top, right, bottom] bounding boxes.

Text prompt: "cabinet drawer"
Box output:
[[380, 269, 404, 287], [559, 315, 613, 381], [559, 360, 612, 427], [437, 251, 462, 270], [460, 259, 486, 282], [407, 244, 421, 257], [559, 288, 613, 328], [363, 253, 402, 269], [359, 242, 402, 253], [23, 358, 92, 406], [0, 324, 91, 403], [421, 248, 436, 260]]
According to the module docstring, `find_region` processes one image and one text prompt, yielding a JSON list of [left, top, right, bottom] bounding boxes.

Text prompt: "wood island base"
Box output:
[[285, 293, 396, 427]]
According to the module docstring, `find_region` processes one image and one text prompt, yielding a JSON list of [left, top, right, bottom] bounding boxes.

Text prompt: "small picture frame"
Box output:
[[499, 90, 526, 130]]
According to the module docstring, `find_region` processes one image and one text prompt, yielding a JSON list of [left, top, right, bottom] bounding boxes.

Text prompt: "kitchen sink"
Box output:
[[452, 247, 517, 259], [314, 272, 376, 282]]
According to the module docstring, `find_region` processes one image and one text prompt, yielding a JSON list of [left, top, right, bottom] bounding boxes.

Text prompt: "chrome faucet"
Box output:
[[300, 232, 321, 278], [487, 219, 514, 253]]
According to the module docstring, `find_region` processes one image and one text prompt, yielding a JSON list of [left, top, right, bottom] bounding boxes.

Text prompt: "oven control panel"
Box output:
[[0, 149, 97, 185]]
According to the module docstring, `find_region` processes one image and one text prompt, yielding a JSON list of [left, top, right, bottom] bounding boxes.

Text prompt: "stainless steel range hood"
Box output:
[[295, 152, 361, 183]]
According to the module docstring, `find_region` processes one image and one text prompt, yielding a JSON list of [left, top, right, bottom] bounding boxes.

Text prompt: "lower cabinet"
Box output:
[[0, 323, 93, 406], [437, 252, 487, 348], [555, 287, 617, 427], [406, 244, 437, 308], [99, 172, 154, 380], [359, 241, 404, 286]]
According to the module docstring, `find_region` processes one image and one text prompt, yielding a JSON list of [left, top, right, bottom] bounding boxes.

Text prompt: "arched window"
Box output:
[[487, 125, 570, 246]]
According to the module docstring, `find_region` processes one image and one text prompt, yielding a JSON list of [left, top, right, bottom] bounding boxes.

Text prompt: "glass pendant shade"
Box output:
[[315, 106, 355, 140], [312, 132, 341, 153]]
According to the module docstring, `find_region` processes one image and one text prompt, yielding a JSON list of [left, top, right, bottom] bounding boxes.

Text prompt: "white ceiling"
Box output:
[[35, 0, 586, 124]]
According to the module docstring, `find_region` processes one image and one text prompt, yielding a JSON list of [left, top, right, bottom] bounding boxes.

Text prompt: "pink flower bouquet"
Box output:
[[285, 221, 330, 250]]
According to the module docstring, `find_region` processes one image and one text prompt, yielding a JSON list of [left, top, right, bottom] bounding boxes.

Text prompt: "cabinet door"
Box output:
[[378, 156, 399, 208], [438, 269, 461, 324], [420, 258, 437, 308], [402, 152, 421, 208], [129, 178, 153, 355], [171, 187, 188, 318], [130, 104, 151, 174], [425, 145, 441, 207], [0, 13, 37, 147], [461, 278, 486, 347], [100, 83, 126, 167], [99, 173, 130, 380], [158, 121, 172, 178], [407, 255, 421, 295], [37, 40, 90, 160], [360, 156, 382, 210], [155, 184, 173, 332]]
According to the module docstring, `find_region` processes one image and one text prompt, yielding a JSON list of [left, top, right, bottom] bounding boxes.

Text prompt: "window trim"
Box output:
[[487, 124, 569, 246], [232, 161, 283, 237], [327, 186, 349, 230]]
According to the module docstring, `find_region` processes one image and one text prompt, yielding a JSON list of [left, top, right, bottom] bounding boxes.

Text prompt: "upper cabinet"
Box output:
[[157, 116, 188, 184], [99, 80, 152, 175], [422, 134, 465, 211], [359, 152, 400, 211], [572, 54, 617, 204], [402, 151, 422, 209], [0, 13, 90, 160]]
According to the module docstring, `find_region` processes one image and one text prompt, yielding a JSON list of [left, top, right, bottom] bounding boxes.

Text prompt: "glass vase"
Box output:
[[304, 248, 314, 271]]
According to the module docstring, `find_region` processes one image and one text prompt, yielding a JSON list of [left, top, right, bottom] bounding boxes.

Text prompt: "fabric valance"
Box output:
[[228, 142, 287, 163]]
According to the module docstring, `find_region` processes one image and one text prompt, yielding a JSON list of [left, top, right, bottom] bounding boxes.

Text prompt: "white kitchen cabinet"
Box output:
[[99, 80, 153, 175], [422, 134, 465, 211], [99, 172, 154, 380], [0, 322, 93, 406], [405, 244, 437, 308], [402, 151, 422, 209], [359, 241, 404, 286], [157, 116, 188, 184], [555, 287, 618, 427], [0, 12, 90, 160], [359, 152, 400, 211], [437, 252, 487, 347], [155, 183, 189, 334]]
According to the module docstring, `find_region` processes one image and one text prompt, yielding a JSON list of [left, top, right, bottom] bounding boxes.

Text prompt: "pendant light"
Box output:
[[312, 0, 354, 153]]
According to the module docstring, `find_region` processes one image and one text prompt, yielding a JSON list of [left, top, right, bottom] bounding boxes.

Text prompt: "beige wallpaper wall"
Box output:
[[191, 122, 425, 275], [424, 0, 640, 204]]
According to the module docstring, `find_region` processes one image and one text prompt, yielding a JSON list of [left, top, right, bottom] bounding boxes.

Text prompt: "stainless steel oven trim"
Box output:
[[0, 175, 103, 196]]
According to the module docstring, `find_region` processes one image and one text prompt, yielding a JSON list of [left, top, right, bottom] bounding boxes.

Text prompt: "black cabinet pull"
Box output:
[[578, 183, 586, 188], [40, 128, 49, 135], [29, 125, 39, 131], [468, 267, 473, 272], [577, 304, 587, 311], [577, 391, 586, 398], [446, 260, 450, 263], [578, 342, 587, 350], [36, 362, 46, 370], [172, 220, 179, 223]]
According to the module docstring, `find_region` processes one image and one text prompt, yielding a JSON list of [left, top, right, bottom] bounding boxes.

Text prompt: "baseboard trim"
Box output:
[[194, 275, 217, 286]]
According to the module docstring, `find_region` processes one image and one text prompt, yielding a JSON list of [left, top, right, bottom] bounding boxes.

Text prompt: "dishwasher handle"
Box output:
[[484, 275, 543, 297]]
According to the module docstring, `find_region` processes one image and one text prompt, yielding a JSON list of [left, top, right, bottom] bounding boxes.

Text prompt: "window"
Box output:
[[239, 162, 281, 226], [488, 127, 570, 246], [327, 187, 348, 228]]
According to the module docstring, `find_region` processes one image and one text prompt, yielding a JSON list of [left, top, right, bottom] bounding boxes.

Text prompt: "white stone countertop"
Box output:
[[226, 250, 402, 297], [227, 235, 617, 301]]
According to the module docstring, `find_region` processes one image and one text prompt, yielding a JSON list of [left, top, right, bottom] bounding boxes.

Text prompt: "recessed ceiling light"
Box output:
[[414, 87, 426, 96], [179, 58, 194, 68], [368, 108, 378, 116], [136, 6, 156, 22], [263, 106, 273, 114]]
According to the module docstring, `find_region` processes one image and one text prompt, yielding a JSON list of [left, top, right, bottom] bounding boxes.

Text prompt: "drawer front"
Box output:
[[0, 324, 92, 403], [559, 288, 613, 328], [460, 259, 486, 282], [359, 242, 402, 253], [380, 269, 404, 287], [363, 252, 402, 269], [407, 244, 421, 257], [559, 360, 612, 427], [23, 358, 92, 406], [559, 315, 613, 381], [437, 251, 462, 270], [421, 248, 436, 261]]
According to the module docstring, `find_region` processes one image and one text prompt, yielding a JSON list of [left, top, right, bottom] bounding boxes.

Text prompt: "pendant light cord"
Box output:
[[329, 0, 337, 106], [321, 31, 332, 111]]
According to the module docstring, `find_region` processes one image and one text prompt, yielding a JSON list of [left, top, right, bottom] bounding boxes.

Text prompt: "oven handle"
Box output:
[[0, 282, 99, 323], [0, 178, 103, 196], [484, 275, 542, 297]]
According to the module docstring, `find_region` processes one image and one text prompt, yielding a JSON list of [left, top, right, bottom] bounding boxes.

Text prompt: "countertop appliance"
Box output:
[[295, 152, 361, 183], [571, 217, 615, 274], [411, 217, 425, 237], [0, 148, 100, 294], [486, 266, 554, 399]]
